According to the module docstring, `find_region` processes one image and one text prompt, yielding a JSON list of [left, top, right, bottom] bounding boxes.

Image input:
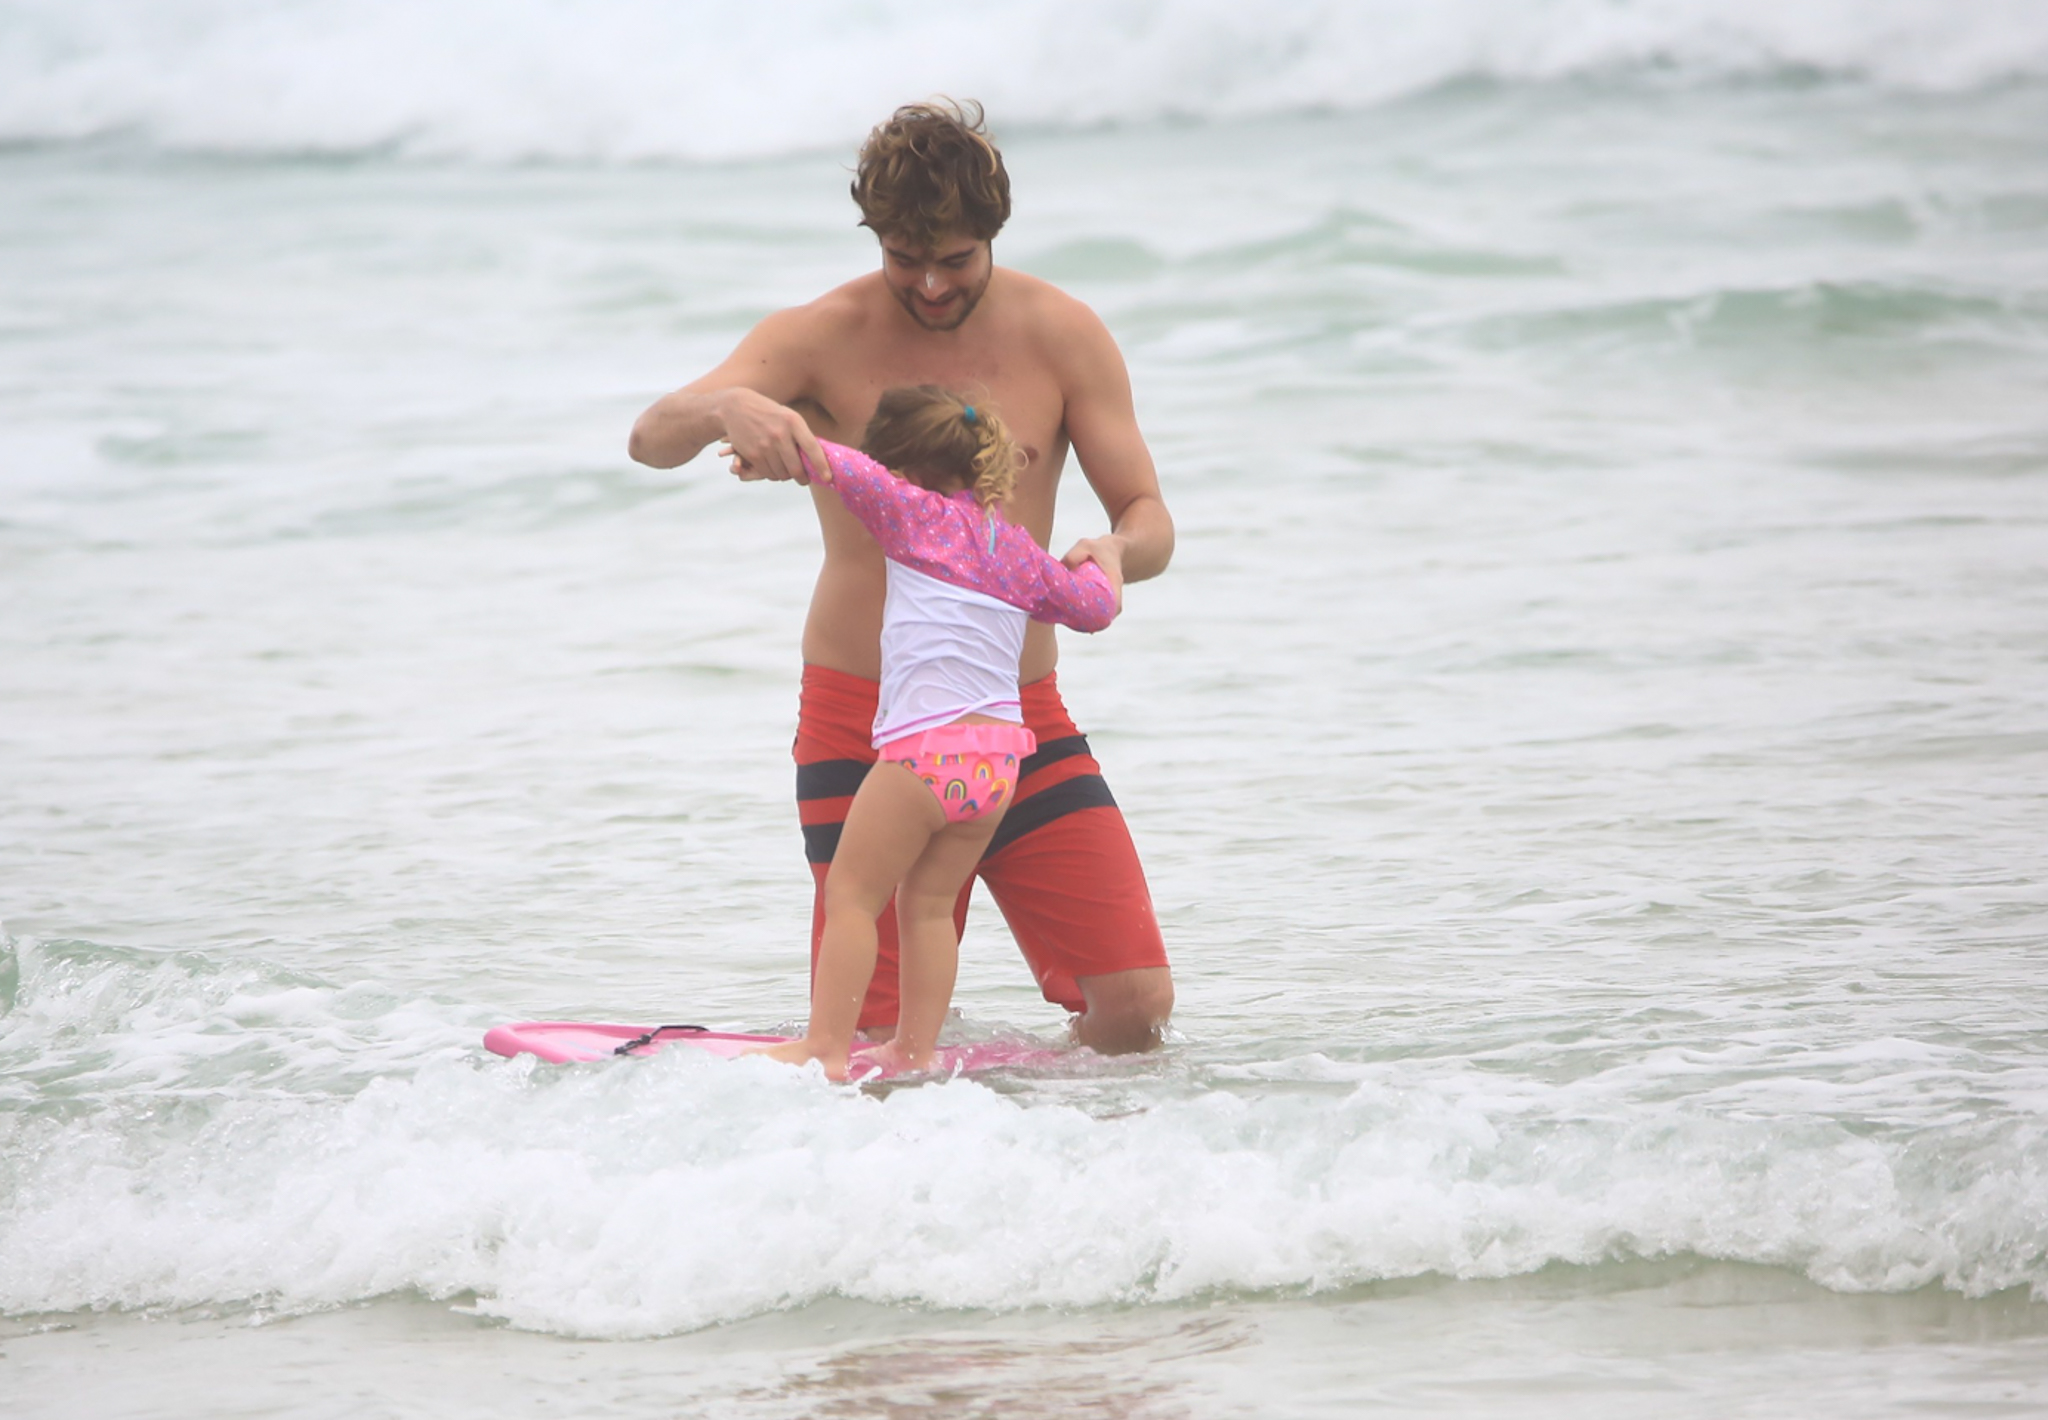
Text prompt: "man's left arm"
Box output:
[[1056, 303, 1175, 589]]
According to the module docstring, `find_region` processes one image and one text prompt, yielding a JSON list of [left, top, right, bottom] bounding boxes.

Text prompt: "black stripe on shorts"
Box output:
[[797, 737, 1113, 865], [796, 758, 870, 802], [1019, 734, 1091, 777], [803, 820, 844, 865], [984, 773, 1118, 859]]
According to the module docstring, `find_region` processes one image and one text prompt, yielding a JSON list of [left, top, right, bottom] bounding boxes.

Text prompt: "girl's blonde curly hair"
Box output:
[[860, 385, 1022, 509]]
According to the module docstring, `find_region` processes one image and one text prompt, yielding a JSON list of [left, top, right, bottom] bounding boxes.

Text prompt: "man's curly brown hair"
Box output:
[[851, 99, 1011, 249]]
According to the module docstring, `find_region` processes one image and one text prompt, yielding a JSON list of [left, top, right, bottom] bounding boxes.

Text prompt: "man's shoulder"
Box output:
[[782, 273, 889, 332], [995, 268, 1104, 327], [991, 268, 1123, 385], [992, 268, 1117, 359], [747, 274, 888, 352]]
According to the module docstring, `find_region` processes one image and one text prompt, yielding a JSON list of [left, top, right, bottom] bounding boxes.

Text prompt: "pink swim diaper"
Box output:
[[877, 722, 1039, 824]]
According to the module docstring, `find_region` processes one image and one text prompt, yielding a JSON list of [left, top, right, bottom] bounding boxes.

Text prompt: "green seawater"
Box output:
[[4, 73, 2048, 1419]]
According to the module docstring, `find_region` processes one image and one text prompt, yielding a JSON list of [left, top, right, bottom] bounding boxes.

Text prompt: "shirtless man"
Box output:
[[627, 101, 1174, 1052]]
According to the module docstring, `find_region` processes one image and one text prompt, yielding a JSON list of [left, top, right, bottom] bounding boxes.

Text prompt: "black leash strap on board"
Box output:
[[613, 1024, 708, 1056]]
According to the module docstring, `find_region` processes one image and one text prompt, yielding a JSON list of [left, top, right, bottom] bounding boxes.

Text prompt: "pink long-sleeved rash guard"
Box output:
[[817, 440, 1117, 744]]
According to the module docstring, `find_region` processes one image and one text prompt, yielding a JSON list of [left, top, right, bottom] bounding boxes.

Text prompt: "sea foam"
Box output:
[[2, 0, 2045, 162], [4, 938, 2044, 1339]]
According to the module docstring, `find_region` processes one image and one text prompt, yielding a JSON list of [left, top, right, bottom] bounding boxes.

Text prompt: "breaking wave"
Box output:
[[5, 937, 2045, 1339], [2, 0, 2046, 162]]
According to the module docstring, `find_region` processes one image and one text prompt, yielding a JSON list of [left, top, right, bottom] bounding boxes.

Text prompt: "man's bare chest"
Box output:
[[812, 342, 1065, 460]]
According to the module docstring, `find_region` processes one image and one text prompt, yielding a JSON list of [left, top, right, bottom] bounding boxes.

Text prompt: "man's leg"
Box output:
[[1074, 966, 1175, 1054], [976, 673, 1172, 1052]]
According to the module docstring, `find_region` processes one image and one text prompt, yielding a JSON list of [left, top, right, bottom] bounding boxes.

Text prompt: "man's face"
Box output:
[[880, 231, 992, 331]]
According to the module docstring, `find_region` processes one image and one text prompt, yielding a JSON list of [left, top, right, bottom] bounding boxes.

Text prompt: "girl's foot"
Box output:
[[859, 1039, 934, 1077], [749, 1037, 850, 1080]]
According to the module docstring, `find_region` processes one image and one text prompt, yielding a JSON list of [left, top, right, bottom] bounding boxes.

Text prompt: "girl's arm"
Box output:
[[815, 439, 1118, 632], [812, 441, 948, 563], [1018, 546, 1118, 633]]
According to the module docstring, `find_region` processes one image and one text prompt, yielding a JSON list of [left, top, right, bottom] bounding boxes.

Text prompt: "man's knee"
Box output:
[[1074, 966, 1173, 1054]]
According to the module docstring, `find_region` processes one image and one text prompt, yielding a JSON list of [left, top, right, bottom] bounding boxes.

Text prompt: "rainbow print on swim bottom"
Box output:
[[875, 721, 1039, 826]]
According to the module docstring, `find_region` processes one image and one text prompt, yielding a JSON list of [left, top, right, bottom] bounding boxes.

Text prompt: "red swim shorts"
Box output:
[[795, 665, 1168, 1029]]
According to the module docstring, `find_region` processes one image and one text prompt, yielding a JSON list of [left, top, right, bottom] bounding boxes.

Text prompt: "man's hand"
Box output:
[[719, 441, 835, 486], [1061, 535, 1126, 613], [716, 387, 826, 486]]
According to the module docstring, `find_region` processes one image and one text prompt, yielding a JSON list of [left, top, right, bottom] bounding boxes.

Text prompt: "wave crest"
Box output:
[[3, 0, 2046, 162]]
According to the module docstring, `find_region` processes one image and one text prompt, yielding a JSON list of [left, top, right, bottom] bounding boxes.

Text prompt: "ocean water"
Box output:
[[5, 2, 2048, 1416]]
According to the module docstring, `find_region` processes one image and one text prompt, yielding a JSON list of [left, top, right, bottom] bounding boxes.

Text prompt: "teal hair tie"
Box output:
[[963, 405, 977, 424]]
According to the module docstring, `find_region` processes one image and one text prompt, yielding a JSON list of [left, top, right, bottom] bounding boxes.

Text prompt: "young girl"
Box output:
[[746, 386, 1120, 1079]]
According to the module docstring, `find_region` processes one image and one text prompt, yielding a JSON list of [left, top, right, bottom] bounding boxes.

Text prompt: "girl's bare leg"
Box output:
[[757, 763, 940, 1079], [875, 810, 1005, 1072]]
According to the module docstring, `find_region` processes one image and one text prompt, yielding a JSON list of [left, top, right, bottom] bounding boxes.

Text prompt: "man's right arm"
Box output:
[[626, 307, 828, 484]]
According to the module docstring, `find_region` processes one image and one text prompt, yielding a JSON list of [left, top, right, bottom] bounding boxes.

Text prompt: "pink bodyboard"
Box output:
[[483, 1021, 1056, 1078]]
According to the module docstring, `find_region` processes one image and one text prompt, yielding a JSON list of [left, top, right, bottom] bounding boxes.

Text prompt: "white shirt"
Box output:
[[873, 563, 1027, 745]]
